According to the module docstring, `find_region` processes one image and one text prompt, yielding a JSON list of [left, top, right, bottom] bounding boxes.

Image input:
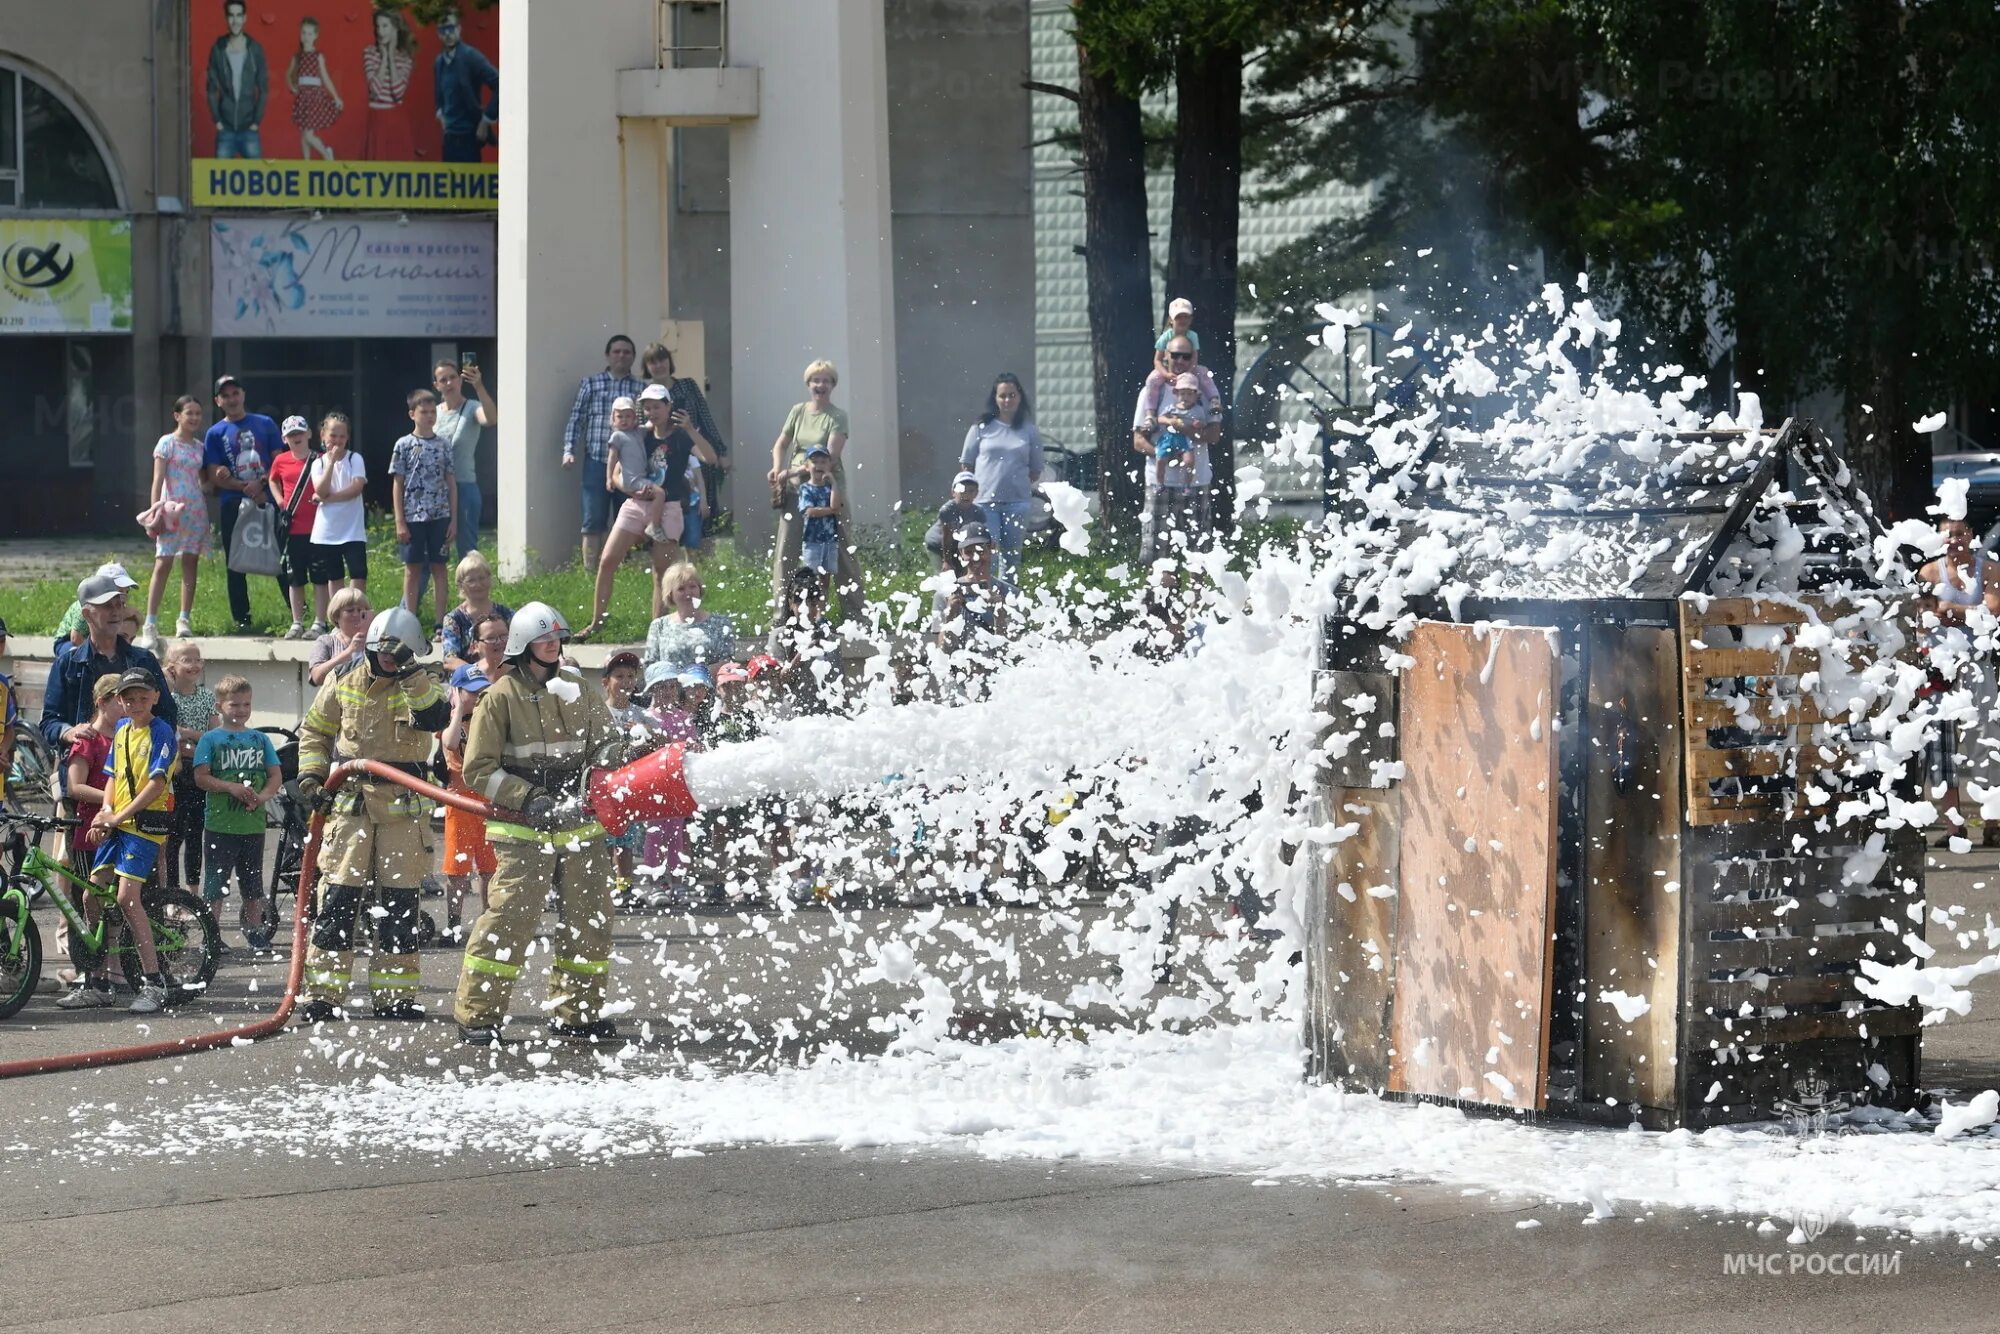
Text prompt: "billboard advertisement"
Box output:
[[212, 216, 496, 337], [0, 218, 134, 333], [190, 1, 500, 210]]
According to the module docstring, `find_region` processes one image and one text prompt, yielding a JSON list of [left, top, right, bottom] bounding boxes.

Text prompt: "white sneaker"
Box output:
[[57, 980, 113, 1009], [128, 980, 168, 1014], [283, 622, 307, 641], [307, 621, 329, 637], [134, 623, 160, 652], [175, 616, 195, 638]]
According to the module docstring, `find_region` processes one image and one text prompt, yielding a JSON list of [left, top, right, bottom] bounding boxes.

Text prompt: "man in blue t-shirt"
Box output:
[[202, 373, 283, 635]]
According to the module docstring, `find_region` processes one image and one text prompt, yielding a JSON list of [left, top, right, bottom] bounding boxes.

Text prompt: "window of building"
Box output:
[[0, 63, 120, 210]]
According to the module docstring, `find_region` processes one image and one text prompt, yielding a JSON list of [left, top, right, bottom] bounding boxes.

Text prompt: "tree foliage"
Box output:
[[1246, 0, 2000, 519]]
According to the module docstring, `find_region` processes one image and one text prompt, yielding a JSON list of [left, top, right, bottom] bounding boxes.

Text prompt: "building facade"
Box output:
[[7, 1, 1365, 556], [0, 0, 499, 538]]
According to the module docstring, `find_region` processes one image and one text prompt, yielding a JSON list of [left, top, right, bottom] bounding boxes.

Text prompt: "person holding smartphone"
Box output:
[[643, 341, 728, 530], [433, 356, 495, 558]]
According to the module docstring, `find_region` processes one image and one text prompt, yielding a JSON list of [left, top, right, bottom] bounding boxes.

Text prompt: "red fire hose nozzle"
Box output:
[[585, 741, 698, 835]]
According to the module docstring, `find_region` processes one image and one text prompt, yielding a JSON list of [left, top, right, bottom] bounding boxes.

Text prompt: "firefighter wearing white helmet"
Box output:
[[453, 601, 620, 1044], [294, 606, 451, 1023]]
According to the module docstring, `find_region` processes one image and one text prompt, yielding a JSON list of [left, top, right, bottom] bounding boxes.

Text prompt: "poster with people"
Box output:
[[189, 0, 500, 211]]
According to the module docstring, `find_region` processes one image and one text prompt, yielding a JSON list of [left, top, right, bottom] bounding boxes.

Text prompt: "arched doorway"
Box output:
[[0, 56, 129, 534]]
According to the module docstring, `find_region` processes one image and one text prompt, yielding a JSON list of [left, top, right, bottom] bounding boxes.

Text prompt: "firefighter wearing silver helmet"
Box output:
[[294, 607, 450, 1023], [453, 601, 620, 1044]]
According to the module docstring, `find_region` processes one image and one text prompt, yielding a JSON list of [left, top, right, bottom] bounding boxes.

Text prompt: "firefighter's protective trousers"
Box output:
[[452, 664, 617, 1028], [296, 661, 449, 1008]]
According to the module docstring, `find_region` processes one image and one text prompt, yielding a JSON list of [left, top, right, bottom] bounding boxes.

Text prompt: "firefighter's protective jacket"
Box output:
[[297, 663, 451, 781], [462, 665, 614, 813]]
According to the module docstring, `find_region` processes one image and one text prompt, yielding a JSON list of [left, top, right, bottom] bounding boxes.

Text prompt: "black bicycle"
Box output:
[[262, 726, 305, 934]]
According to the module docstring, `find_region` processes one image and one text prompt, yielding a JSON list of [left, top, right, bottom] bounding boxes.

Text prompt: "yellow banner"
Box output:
[[191, 160, 497, 211]]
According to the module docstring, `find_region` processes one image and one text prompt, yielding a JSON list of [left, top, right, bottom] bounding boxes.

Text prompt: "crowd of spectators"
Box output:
[[8, 306, 1228, 970]]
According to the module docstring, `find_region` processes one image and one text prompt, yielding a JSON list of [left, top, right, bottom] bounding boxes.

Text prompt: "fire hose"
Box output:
[[0, 744, 699, 1081]]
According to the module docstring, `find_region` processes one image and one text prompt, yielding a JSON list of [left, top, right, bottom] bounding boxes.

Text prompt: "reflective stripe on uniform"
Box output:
[[486, 819, 606, 846], [368, 970, 422, 989], [553, 956, 609, 976], [480, 769, 511, 800], [306, 969, 349, 987], [463, 954, 521, 979]]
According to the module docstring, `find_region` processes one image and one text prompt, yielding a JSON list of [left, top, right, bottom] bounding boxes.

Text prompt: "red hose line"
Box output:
[[0, 758, 491, 1080]]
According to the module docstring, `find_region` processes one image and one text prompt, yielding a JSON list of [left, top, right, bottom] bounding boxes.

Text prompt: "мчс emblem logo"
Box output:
[[2, 240, 77, 291]]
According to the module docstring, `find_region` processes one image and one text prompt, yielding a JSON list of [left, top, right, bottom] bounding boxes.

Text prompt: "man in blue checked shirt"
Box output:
[[563, 334, 644, 571]]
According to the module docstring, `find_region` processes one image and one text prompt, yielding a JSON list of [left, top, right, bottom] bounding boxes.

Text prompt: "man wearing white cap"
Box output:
[[52, 563, 139, 655], [39, 572, 179, 755]]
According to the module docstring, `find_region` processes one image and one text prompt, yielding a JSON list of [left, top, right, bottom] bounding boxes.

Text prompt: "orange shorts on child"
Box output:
[[443, 777, 497, 877]]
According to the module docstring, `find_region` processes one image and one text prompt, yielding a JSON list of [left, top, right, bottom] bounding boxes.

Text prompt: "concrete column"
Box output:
[[496, 0, 659, 577], [728, 0, 900, 531]]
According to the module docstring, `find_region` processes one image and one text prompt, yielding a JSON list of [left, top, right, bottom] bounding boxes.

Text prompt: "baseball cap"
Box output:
[[97, 562, 138, 589], [213, 373, 243, 394], [952, 471, 977, 489], [958, 522, 993, 548], [115, 668, 158, 695], [1168, 297, 1194, 317], [1173, 372, 1199, 391], [601, 650, 641, 678], [804, 445, 831, 460], [610, 396, 637, 413], [638, 383, 672, 402], [745, 653, 780, 680], [77, 572, 125, 606], [677, 664, 714, 690], [642, 660, 681, 692], [282, 415, 310, 436], [715, 663, 750, 686], [448, 663, 493, 694]]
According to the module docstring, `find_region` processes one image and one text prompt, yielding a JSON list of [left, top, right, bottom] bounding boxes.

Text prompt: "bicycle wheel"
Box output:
[[118, 886, 221, 1004], [269, 801, 304, 929], [0, 887, 42, 1020]]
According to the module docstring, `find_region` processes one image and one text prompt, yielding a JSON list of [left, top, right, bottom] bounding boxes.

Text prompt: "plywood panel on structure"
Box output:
[[1321, 785, 1401, 1087], [1582, 625, 1684, 1113], [1389, 622, 1560, 1111]]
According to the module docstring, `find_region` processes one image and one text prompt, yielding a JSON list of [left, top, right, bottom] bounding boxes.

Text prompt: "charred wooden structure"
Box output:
[[1306, 419, 1924, 1128]]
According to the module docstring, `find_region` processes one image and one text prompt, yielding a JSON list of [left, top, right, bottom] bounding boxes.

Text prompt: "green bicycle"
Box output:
[[0, 812, 221, 1020]]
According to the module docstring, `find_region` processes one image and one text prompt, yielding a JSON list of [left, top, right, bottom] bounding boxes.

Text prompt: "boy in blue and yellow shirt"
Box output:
[[60, 669, 174, 1013]]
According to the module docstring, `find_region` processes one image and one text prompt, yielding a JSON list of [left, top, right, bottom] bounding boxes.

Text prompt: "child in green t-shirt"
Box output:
[[192, 675, 282, 950]]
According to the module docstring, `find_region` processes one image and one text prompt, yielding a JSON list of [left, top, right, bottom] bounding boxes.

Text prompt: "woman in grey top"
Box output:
[[958, 373, 1045, 587]]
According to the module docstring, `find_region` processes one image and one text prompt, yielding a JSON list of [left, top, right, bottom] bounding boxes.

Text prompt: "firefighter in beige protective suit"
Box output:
[[452, 602, 621, 1045], [294, 607, 451, 1023]]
